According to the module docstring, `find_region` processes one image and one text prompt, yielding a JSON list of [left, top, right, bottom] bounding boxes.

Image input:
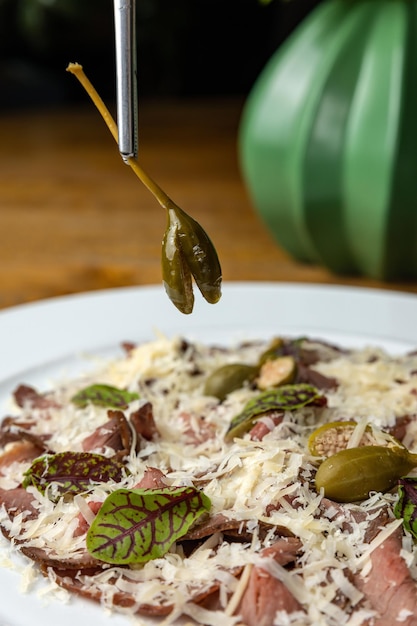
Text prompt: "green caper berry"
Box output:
[[162, 205, 222, 314], [161, 231, 194, 315], [315, 445, 417, 503], [173, 206, 222, 305], [204, 363, 258, 401]]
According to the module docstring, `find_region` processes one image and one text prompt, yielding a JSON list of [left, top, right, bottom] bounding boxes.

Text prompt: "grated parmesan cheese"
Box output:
[[1, 334, 417, 625]]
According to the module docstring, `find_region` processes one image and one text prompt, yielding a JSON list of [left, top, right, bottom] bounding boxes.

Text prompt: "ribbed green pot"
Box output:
[[239, 0, 417, 280]]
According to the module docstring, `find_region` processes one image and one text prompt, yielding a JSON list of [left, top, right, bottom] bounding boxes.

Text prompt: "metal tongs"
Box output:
[[113, 0, 138, 160]]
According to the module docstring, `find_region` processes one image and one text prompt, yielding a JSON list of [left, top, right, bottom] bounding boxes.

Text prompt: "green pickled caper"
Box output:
[[162, 219, 194, 314], [162, 205, 222, 314], [204, 363, 258, 401], [172, 206, 222, 306], [315, 445, 417, 502]]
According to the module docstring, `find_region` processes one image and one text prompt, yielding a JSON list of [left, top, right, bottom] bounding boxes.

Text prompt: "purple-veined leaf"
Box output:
[[71, 384, 139, 408], [394, 477, 417, 538], [86, 486, 211, 564], [226, 383, 324, 440], [22, 451, 126, 500]]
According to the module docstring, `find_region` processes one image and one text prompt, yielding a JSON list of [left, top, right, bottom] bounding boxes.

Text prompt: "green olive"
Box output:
[[204, 363, 258, 401], [308, 420, 404, 458], [315, 445, 417, 502]]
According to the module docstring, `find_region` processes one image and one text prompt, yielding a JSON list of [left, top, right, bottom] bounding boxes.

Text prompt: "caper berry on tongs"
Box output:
[[162, 205, 222, 314], [67, 63, 222, 315]]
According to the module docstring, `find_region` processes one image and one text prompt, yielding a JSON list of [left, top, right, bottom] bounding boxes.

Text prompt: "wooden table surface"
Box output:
[[1, 97, 417, 311]]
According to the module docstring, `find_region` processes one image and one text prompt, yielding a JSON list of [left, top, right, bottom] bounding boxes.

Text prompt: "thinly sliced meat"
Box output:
[[47, 566, 222, 617], [13, 384, 59, 410], [179, 412, 217, 445], [0, 487, 38, 519], [21, 545, 102, 570], [133, 467, 167, 490], [1, 415, 35, 431], [386, 415, 412, 443], [0, 440, 46, 473], [129, 402, 159, 444], [73, 500, 103, 537], [296, 363, 338, 390], [0, 428, 51, 456], [121, 341, 136, 355], [280, 338, 347, 366], [261, 537, 302, 564], [183, 512, 292, 543], [318, 498, 390, 544], [354, 527, 417, 626], [237, 537, 304, 626], [81, 410, 131, 455], [183, 513, 245, 541], [249, 412, 284, 441]]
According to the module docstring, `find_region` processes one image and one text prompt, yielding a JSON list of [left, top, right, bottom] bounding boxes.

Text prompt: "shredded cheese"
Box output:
[[0, 334, 417, 625]]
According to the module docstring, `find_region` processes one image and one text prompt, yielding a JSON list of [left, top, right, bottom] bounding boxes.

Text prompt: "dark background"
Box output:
[[0, 0, 320, 111]]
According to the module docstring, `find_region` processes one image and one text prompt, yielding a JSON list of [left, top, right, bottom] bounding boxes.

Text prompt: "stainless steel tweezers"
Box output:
[[113, 0, 138, 159]]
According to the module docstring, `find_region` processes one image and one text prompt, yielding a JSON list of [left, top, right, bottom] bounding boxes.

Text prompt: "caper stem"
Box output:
[[66, 62, 175, 211]]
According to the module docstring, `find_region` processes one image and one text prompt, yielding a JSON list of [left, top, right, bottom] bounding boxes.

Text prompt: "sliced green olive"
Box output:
[[204, 363, 258, 401], [308, 421, 362, 457], [257, 355, 296, 390], [315, 445, 417, 502], [308, 420, 403, 458]]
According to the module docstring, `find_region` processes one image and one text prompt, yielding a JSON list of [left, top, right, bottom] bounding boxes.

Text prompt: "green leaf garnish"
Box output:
[[71, 384, 139, 409], [394, 477, 417, 538], [225, 383, 323, 441], [22, 451, 126, 500], [86, 486, 211, 564]]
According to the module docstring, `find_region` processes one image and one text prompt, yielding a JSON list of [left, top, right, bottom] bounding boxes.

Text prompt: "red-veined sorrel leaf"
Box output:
[[394, 477, 417, 538], [226, 383, 324, 440], [71, 384, 139, 408], [22, 451, 126, 500], [86, 486, 211, 564]]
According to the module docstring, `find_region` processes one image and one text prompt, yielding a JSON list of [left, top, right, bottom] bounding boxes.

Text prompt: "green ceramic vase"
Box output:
[[239, 0, 417, 280]]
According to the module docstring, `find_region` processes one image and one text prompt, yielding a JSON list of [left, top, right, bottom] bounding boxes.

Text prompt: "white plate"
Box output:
[[1, 280, 417, 626]]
